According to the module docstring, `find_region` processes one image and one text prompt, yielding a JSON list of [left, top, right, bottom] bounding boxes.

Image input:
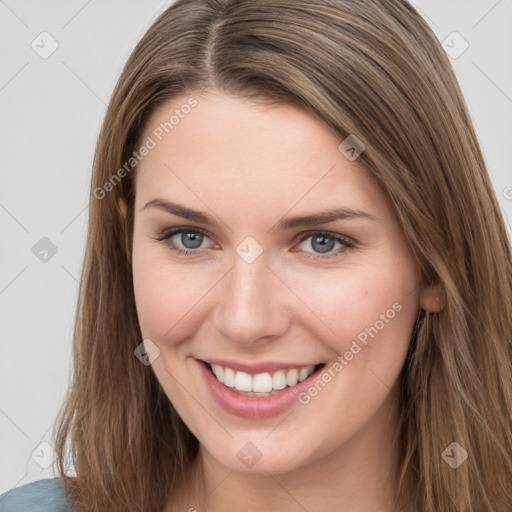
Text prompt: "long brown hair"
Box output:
[[53, 1, 512, 510]]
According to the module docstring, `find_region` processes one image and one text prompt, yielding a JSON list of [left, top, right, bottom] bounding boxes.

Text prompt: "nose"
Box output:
[[213, 253, 291, 346]]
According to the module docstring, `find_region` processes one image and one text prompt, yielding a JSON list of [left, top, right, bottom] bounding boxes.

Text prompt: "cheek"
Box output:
[[131, 247, 215, 343], [284, 255, 419, 358]]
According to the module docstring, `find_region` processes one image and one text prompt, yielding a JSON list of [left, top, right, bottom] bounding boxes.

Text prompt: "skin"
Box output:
[[120, 89, 443, 511]]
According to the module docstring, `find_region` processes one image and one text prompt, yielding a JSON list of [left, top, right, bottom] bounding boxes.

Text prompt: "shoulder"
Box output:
[[0, 478, 74, 512]]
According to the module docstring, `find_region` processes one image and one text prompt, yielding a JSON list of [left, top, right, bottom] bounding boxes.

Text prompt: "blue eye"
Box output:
[[296, 231, 354, 259], [155, 228, 213, 256], [155, 228, 354, 259]]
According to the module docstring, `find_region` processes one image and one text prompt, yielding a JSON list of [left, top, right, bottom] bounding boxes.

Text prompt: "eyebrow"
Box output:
[[142, 198, 376, 232]]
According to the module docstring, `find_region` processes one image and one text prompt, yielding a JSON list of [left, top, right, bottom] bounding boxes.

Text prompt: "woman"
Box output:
[[1, 0, 511, 511]]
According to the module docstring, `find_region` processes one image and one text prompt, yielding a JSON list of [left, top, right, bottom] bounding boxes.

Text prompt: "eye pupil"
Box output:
[[312, 235, 334, 253], [182, 231, 203, 249]]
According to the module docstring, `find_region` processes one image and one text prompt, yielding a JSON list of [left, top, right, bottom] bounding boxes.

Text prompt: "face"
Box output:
[[128, 89, 430, 476]]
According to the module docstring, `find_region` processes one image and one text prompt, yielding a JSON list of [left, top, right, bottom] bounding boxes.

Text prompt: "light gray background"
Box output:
[[1, 0, 511, 493]]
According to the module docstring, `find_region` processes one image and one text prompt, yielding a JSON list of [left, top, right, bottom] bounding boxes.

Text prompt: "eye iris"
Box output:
[[312, 235, 334, 253], [181, 231, 203, 249]]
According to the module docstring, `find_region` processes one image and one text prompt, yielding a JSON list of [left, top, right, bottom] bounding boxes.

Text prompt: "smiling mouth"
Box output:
[[203, 361, 326, 397]]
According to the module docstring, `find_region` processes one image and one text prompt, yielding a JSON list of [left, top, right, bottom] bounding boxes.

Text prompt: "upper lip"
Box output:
[[199, 358, 324, 375]]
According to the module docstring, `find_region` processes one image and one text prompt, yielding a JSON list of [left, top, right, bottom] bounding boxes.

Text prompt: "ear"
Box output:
[[118, 197, 128, 218], [419, 280, 446, 312]]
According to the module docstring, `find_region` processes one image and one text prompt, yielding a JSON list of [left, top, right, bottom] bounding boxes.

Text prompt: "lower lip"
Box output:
[[197, 359, 324, 419]]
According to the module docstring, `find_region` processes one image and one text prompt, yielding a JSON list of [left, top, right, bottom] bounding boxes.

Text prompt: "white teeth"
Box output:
[[299, 366, 315, 382], [208, 363, 318, 393], [272, 370, 287, 390], [223, 367, 235, 387], [253, 372, 273, 393], [234, 371, 253, 392], [245, 391, 277, 397], [212, 364, 224, 383], [286, 368, 299, 386]]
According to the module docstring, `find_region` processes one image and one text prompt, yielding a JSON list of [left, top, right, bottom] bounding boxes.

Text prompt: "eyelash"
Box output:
[[154, 227, 355, 260]]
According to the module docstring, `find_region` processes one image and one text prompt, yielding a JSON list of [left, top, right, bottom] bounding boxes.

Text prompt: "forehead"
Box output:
[[139, 90, 337, 165], [134, 90, 389, 225]]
